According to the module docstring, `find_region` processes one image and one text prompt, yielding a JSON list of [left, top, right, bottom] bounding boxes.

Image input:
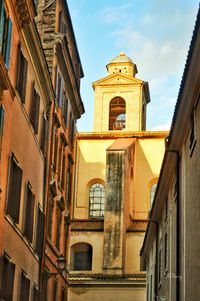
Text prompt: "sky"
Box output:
[[67, 0, 199, 132]]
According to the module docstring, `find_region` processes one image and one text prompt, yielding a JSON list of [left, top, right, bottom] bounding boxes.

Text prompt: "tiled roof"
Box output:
[[68, 273, 146, 286], [127, 220, 148, 232], [71, 220, 104, 231], [71, 220, 147, 232]]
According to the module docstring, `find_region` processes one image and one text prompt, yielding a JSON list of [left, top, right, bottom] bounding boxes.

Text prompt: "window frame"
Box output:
[[6, 154, 23, 223], [89, 182, 105, 219]]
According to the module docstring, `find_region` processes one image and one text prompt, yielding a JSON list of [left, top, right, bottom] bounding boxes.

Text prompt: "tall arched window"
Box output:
[[150, 183, 157, 206], [89, 183, 105, 218], [109, 97, 126, 130], [70, 243, 93, 271]]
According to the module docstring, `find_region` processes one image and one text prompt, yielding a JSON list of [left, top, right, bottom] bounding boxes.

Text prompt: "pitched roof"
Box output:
[[71, 220, 147, 232]]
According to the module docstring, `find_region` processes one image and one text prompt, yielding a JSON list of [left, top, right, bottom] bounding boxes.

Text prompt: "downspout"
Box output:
[[166, 149, 180, 301]]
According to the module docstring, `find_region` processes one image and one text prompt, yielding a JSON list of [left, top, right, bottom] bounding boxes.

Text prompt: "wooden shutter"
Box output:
[[56, 209, 62, 249], [1, 255, 15, 301], [30, 82, 40, 134], [4, 17, 12, 68], [0, 0, 4, 50], [40, 114, 48, 154], [33, 285, 40, 301], [61, 154, 65, 188], [53, 279, 58, 301], [19, 272, 30, 301], [35, 205, 45, 259], [58, 144, 62, 183], [7, 155, 22, 223], [24, 183, 35, 242], [53, 133, 58, 170], [16, 46, 28, 103]]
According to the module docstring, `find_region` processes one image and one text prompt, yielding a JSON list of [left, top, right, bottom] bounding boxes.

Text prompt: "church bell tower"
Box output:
[[93, 52, 150, 132]]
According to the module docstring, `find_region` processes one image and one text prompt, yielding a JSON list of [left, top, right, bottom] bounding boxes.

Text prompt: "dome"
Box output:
[[109, 52, 134, 64]]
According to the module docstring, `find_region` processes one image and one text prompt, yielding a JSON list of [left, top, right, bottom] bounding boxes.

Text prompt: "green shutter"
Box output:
[[5, 17, 12, 68], [0, 0, 4, 51]]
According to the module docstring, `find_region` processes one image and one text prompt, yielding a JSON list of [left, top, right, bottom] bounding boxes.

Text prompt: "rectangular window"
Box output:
[[19, 272, 30, 301], [0, 104, 4, 159], [0, 2, 12, 68], [33, 285, 40, 301], [6, 154, 23, 223], [62, 92, 68, 127], [56, 71, 62, 106], [61, 153, 66, 189], [61, 288, 65, 301], [53, 132, 58, 171], [58, 144, 63, 184], [35, 205, 45, 258], [53, 279, 58, 301], [47, 198, 53, 238], [158, 249, 162, 284], [164, 232, 168, 270], [59, 11, 67, 34], [16, 45, 28, 103], [30, 82, 40, 134], [40, 114, 47, 154], [23, 182, 35, 243], [56, 209, 62, 250], [66, 168, 72, 206], [1, 254, 15, 301]]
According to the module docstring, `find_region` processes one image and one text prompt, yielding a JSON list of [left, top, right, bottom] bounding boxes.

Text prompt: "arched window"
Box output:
[[89, 183, 105, 218], [150, 183, 157, 206], [109, 97, 126, 130], [70, 243, 93, 271]]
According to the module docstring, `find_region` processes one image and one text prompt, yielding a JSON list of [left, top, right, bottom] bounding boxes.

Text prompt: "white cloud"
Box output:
[[151, 121, 171, 131]]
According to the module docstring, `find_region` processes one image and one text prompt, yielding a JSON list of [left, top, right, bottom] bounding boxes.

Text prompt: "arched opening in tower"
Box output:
[[109, 97, 126, 130]]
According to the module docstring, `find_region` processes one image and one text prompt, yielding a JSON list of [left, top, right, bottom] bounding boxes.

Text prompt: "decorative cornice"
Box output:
[[76, 131, 169, 139], [15, 0, 35, 27]]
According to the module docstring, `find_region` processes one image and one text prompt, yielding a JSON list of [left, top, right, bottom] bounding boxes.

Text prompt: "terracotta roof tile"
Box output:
[[71, 220, 147, 232], [71, 220, 104, 231]]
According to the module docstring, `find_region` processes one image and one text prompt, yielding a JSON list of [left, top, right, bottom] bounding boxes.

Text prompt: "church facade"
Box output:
[[68, 53, 167, 301]]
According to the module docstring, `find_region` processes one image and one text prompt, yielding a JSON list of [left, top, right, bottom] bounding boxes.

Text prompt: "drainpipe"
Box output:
[[166, 149, 180, 301]]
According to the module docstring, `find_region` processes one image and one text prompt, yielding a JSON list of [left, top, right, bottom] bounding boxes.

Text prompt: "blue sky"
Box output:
[[67, 0, 199, 132]]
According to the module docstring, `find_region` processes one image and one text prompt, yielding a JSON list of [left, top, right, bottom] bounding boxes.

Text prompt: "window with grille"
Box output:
[[6, 154, 23, 223], [1, 254, 15, 301], [16, 45, 28, 103], [109, 97, 126, 130], [89, 183, 105, 218], [23, 182, 35, 243], [71, 243, 92, 271], [19, 272, 30, 301]]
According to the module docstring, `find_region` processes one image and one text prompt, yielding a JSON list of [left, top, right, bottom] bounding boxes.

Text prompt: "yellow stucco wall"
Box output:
[[74, 135, 165, 220], [69, 287, 146, 301], [93, 83, 144, 132]]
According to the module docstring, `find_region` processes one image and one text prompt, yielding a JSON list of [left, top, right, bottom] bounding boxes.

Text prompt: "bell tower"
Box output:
[[93, 52, 150, 132]]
